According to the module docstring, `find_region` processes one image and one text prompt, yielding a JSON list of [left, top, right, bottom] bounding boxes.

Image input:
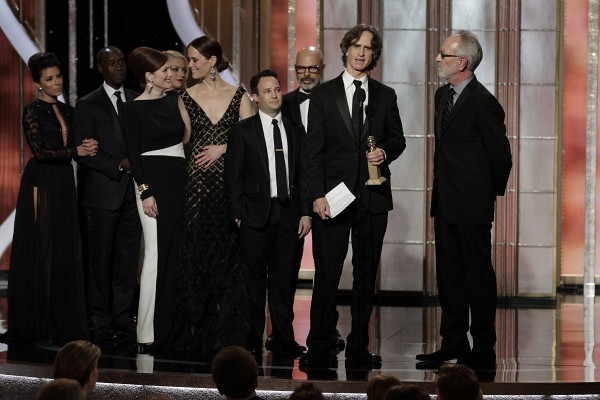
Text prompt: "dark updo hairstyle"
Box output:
[[128, 46, 169, 88], [340, 24, 383, 72], [188, 36, 230, 72], [27, 52, 60, 83]]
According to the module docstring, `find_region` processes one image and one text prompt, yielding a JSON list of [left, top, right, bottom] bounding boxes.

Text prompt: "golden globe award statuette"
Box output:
[[366, 136, 387, 185]]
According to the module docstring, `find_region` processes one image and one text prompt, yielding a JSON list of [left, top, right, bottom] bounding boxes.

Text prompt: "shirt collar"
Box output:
[[342, 70, 368, 91], [451, 74, 474, 97], [103, 82, 125, 97], [258, 109, 282, 126]]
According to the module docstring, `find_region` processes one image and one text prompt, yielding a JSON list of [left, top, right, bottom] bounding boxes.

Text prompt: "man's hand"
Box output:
[[313, 197, 331, 220], [366, 147, 385, 166], [298, 216, 312, 238], [120, 158, 131, 172]]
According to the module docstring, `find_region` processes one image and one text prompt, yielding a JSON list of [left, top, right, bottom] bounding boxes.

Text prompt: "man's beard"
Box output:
[[299, 77, 320, 92]]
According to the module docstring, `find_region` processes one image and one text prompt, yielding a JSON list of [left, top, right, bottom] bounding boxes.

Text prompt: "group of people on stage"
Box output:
[[3, 22, 512, 372]]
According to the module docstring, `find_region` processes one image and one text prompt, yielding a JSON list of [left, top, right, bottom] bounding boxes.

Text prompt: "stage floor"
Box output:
[[2, 289, 600, 395]]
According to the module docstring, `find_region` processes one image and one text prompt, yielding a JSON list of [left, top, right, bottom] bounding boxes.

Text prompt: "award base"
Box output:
[[366, 163, 387, 185]]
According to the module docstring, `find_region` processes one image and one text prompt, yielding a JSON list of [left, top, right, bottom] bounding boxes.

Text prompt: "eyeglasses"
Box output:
[[439, 51, 463, 59], [295, 65, 321, 73]]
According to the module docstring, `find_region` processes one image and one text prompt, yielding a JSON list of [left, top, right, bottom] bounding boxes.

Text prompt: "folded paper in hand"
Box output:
[[325, 182, 356, 218]]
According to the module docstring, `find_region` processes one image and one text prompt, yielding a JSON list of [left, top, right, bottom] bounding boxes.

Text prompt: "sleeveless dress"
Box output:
[[2, 99, 88, 345], [121, 95, 186, 347], [169, 86, 250, 359]]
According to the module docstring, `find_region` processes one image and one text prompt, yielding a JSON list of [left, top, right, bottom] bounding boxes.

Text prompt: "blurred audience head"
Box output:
[[53, 340, 101, 395], [436, 363, 481, 400], [383, 384, 430, 400], [366, 373, 402, 400], [212, 346, 258, 400], [289, 382, 325, 400], [36, 379, 85, 400]]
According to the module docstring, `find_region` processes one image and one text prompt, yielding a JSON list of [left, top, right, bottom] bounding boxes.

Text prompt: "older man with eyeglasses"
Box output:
[[416, 30, 512, 373]]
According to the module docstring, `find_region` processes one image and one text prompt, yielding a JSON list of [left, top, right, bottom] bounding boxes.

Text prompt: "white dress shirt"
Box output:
[[258, 110, 290, 198], [103, 82, 126, 114]]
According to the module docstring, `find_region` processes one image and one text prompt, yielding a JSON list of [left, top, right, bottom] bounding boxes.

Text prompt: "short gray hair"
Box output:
[[455, 30, 483, 72]]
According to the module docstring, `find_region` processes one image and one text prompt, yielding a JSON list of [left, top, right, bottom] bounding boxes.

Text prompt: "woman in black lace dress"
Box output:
[[2, 53, 97, 344], [169, 36, 253, 358]]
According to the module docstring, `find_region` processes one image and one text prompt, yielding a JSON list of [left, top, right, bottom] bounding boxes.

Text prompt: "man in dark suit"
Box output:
[[416, 30, 512, 371], [300, 24, 406, 368], [74, 46, 142, 343], [225, 69, 311, 357], [277, 45, 346, 354]]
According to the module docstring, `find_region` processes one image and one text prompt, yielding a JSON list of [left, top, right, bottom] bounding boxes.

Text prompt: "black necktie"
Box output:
[[297, 91, 309, 104], [272, 119, 288, 201], [114, 90, 124, 114], [441, 87, 455, 131], [352, 80, 365, 139]]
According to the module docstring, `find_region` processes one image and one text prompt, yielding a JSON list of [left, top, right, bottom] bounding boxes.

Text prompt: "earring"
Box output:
[[37, 87, 42, 92], [146, 82, 153, 93], [210, 66, 217, 81]]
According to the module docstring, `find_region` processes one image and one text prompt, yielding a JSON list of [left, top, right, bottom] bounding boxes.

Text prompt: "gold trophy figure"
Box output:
[[365, 136, 387, 185]]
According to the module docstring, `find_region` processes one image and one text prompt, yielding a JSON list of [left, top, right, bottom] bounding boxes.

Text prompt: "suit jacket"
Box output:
[[303, 73, 406, 214], [225, 113, 310, 229], [74, 85, 138, 210], [431, 77, 512, 225], [281, 88, 303, 126]]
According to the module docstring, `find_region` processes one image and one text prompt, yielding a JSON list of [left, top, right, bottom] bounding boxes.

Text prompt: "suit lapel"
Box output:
[[446, 83, 470, 127], [100, 87, 126, 144], [253, 115, 270, 179], [283, 118, 295, 183], [291, 91, 302, 125], [436, 85, 449, 137], [443, 78, 477, 133], [364, 77, 380, 142], [333, 75, 354, 140]]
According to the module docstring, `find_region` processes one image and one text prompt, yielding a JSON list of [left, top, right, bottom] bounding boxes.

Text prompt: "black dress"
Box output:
[[169, 87, 250, 358], [3, 99, 88, 344], [121, 94, 186, 347]]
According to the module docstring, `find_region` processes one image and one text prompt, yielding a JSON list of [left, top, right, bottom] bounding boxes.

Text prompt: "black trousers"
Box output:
[[307, 201, 388, 354], [239, 199, 300, 345], [434, 214, 497, 355], [86, 183, 142, 330]]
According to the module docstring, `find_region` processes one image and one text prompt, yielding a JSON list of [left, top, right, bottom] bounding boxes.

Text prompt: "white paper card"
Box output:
[[325, 182, 356, 218]]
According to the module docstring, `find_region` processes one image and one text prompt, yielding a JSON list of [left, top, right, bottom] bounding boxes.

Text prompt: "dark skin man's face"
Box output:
[[98, 48, 126, 89]]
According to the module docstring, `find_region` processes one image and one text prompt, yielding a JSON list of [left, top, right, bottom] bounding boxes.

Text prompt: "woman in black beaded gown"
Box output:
[[169, 36, 253, 358], [121, 47, 191, 350], [2, 53, 97, 344]]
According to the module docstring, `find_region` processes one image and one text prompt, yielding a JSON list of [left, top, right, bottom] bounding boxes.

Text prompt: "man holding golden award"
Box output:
[[366, 135, 387, 185], [300, 24, 406, 370]]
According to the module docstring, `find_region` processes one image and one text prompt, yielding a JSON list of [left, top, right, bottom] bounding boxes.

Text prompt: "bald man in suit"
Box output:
[[74, 46, 141, 344]]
